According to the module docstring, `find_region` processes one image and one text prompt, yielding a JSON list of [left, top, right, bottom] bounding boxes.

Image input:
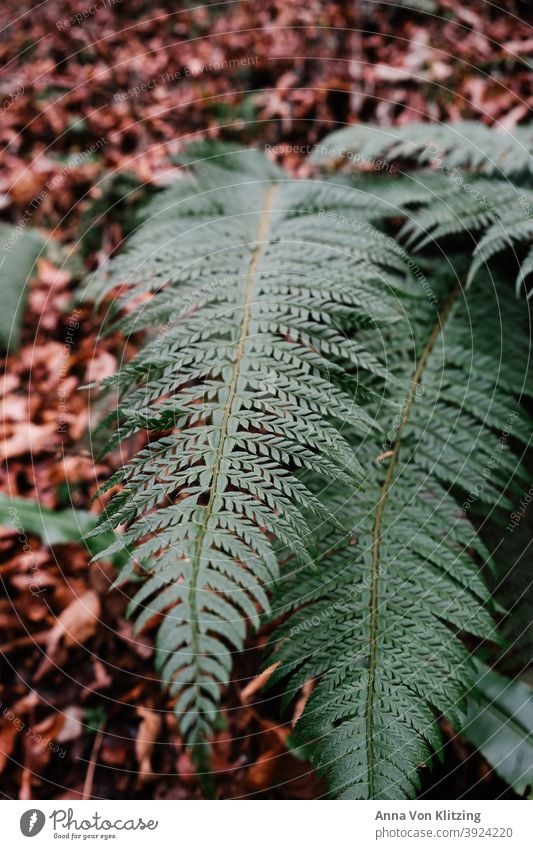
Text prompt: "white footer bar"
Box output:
[[3, 799, 531, 848]]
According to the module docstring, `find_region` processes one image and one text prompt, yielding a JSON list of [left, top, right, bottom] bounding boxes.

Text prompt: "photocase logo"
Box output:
[[20, 809, 46, 837]]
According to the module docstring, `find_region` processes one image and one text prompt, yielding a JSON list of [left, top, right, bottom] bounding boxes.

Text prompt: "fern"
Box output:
[[86, 130, 532, 797], [311, 120, 533, 178], [87, 148, 406, 765], [397, 183, 533, 291], [311, 122, 533, 294], [268, 267, 532, 799]]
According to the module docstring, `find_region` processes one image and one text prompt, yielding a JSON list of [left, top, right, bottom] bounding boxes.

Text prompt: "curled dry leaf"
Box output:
[[50, 590, 101, 649], [135, 707, 161, 781], [85, 350, 117, 385], [240, 662, 279, 703], [21, 713, 62, 785], [292, 679, 314, 726], [376, 450, 394, 463], [245, 720, 290, 794]]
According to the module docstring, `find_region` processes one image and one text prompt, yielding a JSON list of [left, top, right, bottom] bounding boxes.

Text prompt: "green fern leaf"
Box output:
[[88, 149, 406, 760], [311, 121, 533, 295], [268, 269, 532, 799]]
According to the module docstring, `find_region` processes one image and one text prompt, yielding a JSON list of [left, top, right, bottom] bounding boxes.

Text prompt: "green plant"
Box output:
[[87, 125, 532, 798], [310, 120, 533, 177], [0, 224, 43, 351], [461, 661, 533, 797], [399, 184, 533, 291], [310, 121, 533, 295], [87, 148, 404, 771], [268, 267, 531, 798], [0, 494, 126, 565]]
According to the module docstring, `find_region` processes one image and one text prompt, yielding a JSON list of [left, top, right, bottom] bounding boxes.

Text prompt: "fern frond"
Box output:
[[516, 245, 533, 296], [311, 122, 533, 295], [268, 269, 532, 799], [396, 183, 533, 290], [310, 121, 533, 178], [89, 149, 406, 759], [467, 202, 533, 288]]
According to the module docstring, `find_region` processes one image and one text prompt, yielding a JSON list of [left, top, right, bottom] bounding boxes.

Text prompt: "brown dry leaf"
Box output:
[[8, 168, 49, 208], [50, 453, 103, 486], [85, 350, 117, 385], [55, 590, 100, 646], [245, 724, 288, 794], [176, 750, 196, 786], [52, 590, 101, 648], [35, 259, 71, 290], [21, 714, 60, 786], [35, 590, 101, 679], [0, 394, 28, 423], [86, 658, 113, 692], [135, 707, 161, 781], [19, 767, 32, 800], [33, 711, 65, 742], [0, 423, 56, 461], [0, 723, 19, 774], [116, 620, 153, 659], [292, 679, 314, 726], [55, 706, 85, 744], [0, 374, 19, 396], [499, 104, 529, 131], [100, 736, 128, 767], [374, 64, 413, 82], [240, 662, 278, 703], [10, 692, 39, 717], [503, 38, 533, 54]]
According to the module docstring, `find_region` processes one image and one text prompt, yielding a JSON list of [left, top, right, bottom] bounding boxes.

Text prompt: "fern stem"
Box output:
[[187, 184, 277, 761], [364, 280, 462, 796]]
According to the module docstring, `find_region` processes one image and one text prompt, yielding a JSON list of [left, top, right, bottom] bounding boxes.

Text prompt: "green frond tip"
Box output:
[[268, 269, 532, 799], [309, 121, 533, 297], [394, 181, 533, 293], [88, 145, 405, 759]]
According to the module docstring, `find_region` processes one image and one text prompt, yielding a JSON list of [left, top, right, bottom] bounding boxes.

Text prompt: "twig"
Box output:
[[82, 723, 105, 801]]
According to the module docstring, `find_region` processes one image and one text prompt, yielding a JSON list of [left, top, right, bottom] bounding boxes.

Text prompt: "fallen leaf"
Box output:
[[240, 662, 278, 703], [0, 723, 19, 774], [55, 706, 85, 744], [135, 707, 161, 781], [35, 590, 101, 679], [292, 679, 314, 726], [0, 423, 56, 460]]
